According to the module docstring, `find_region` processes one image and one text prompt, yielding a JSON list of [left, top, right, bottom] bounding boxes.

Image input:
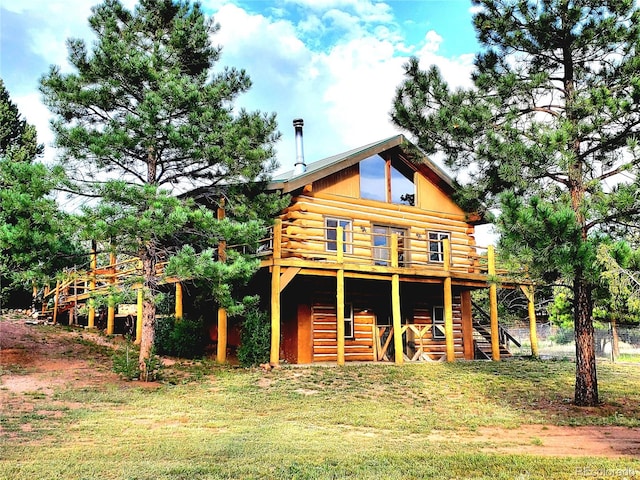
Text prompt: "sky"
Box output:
[[1, 0, 481, 173]]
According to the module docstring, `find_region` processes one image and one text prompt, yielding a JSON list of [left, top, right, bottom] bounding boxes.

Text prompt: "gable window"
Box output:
[[344, 303, 354, 339], [373, 225, 407, 266], [428, 231, 450, 263], [326, 218, 352, 253], [360, 155, 415, 205], [432, 306, 445, 339]]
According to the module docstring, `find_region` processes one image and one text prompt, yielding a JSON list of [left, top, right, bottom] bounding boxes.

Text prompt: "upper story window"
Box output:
[[325, 218, 352, 253], [360, 155, 415, 205], [428, 231, 450, 263]]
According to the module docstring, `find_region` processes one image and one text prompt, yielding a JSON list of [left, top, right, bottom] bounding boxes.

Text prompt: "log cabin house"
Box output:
[[39, 120, 537, 364], [244, 120, 534, 366]]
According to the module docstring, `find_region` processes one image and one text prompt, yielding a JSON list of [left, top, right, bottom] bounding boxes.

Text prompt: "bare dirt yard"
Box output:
[[1, 313, 639, 459]]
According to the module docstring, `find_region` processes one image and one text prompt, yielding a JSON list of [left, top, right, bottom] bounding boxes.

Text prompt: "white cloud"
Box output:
[[4, 0, 478, 176], [13, 93, 55, 164]]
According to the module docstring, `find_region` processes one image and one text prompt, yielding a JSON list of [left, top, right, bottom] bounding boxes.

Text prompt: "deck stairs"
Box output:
[[471, 300, 521, 359]]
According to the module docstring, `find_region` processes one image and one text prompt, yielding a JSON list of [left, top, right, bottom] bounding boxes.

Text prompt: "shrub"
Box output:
[[112, 340, 140, 380], [237, 300, 270, 367], [552, 327, 574, 345], [154, 315, 207, 359]]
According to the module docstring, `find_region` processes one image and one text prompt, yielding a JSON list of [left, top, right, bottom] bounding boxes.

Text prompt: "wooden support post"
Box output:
[[52, 280, 60, 325], [460, 290, 474, 360], [520, 285, 539, 358], [69, 276, 78, 326], [216, 197, 228, 363], [88, 240, 97, 329], [135, 287, 143, 344], [443, 238, 455, 362], [391, 274, 403, 365], [336, 226, 345, 366], [175, 282, 183, 320], [31, 283, 37, 315], [107, 251, 116, 335], [337, 270, 345, 366], [390, 234, 403, 365], [42, 284, 50, 314], [487, 245, 500, 361], [270, 220, 282, 365], [216, 308, 228, 363]]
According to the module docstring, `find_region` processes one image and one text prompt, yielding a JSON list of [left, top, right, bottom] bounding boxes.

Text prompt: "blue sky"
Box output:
[[1, 0, 481, 173]]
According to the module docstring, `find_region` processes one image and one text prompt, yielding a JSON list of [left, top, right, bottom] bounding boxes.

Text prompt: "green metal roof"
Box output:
[[268, 134, 455, 194]]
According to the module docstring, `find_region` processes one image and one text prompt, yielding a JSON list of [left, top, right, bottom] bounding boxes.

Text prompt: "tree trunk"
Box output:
[[138, 247, 157, 380], [573, 274, 598, 406]]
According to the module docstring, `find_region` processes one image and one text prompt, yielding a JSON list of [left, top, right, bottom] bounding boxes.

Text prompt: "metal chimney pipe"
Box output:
[[293, 118, 306, 175]]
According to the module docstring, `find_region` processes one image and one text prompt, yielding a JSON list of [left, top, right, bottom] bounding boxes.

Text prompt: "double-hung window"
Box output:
[[326, 218, 352, 253], [428, 231, 450, 263], [344, 303, 354, 339], [432, 306, 445, 339]]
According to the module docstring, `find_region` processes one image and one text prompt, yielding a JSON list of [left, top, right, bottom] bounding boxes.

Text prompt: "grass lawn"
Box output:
[[1, 326, 640, 479]]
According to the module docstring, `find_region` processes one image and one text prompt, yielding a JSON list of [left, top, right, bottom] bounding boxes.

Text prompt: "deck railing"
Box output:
[[256, 219, 520, 279]]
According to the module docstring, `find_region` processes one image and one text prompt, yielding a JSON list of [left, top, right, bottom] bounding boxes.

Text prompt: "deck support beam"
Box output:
[[107, 251, 117, 335], [217, 307, 228, 363], [216, 198, 229, 363], [391, 234, 403, 365], [460, 290, 474, 360], [175, 283, 183, 320], [88, 240, 97, 329], [52, 281, 60, 325], [270, 220, 283, 365], [336, 227, 345, 366], [488, 245, 500, 361], [443, 238, 455, 362]]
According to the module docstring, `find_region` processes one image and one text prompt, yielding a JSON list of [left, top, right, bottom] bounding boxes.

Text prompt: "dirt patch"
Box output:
[[0, 314, 129, 438], [1, 314, 639, 457], [426, 425, 640, 458]]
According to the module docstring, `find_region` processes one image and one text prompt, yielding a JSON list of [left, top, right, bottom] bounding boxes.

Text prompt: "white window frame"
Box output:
[[428, 231, 450, 263], [373, 225, 407, 266], [432, 305, 445, 339], [325, 217, 353, 253], [344, 303, 354, 339]]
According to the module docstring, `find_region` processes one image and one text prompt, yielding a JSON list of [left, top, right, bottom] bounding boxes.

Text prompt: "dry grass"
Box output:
[[1, 320, 640, 479]]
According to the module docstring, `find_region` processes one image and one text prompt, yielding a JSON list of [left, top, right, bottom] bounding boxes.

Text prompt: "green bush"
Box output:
[[237, 300, 270, 367], [112, 340, 140, 380], [552, 327, 574, 345], [154, 315, 207, 359]]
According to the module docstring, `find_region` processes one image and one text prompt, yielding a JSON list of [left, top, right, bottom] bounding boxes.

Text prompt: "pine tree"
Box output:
[[392, 0, 640, 406], [40, 0, 284, 376], [0, 79, 78, 295]]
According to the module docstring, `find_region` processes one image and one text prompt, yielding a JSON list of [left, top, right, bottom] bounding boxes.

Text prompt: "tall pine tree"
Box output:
[[40, 0, 283, 376], [392, 0, 640, 406], [0, 79, 78, 299]]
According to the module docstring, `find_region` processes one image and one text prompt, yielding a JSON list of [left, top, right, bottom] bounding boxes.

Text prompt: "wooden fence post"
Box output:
[[391, 234, 403, 365]]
